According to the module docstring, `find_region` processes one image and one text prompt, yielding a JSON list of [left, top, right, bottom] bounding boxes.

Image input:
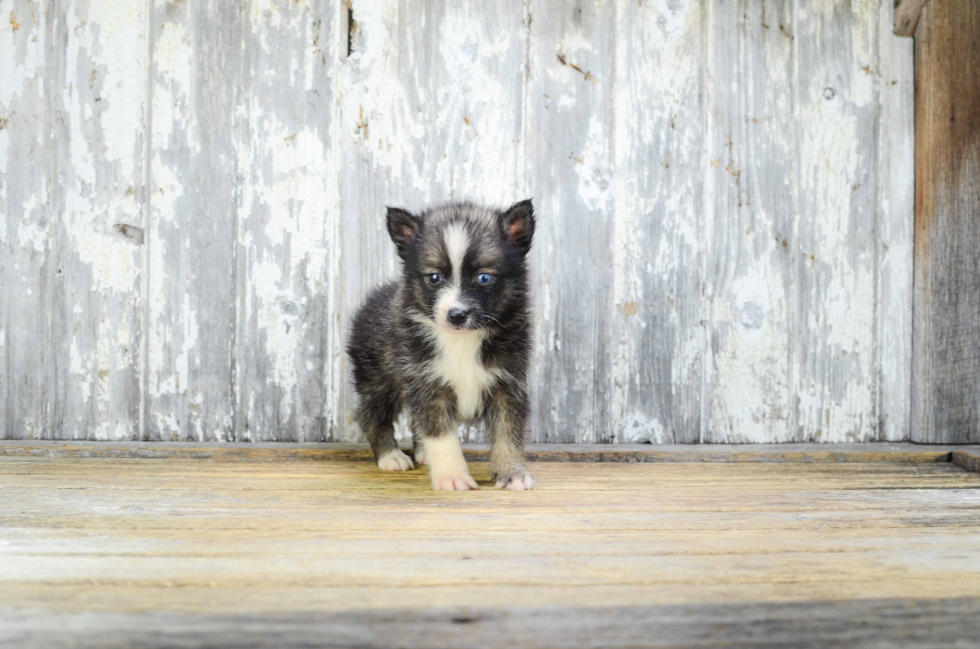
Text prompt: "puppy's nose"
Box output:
[[447, 309, 470, 326]]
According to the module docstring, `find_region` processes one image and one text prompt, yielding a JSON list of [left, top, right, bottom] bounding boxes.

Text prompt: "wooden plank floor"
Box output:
[[2, 446, 980, 647]]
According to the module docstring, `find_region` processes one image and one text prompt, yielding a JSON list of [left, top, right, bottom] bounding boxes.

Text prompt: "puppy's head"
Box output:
[[387, 200, 534, 332]]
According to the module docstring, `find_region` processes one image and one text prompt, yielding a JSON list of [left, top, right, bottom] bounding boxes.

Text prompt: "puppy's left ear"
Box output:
[[500, 199, 534, 255]]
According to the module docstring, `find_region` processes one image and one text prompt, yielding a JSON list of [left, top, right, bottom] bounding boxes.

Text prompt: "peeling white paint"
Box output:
[[876, 0, 914, 441], [701, 0, 796, 443], [0, 0, 147, 440], [621, 414, 668, 444], [790, 0, 881, 443], [251, 259, 298, 418], [254, 122, 328, 292], [2, 0, 914, 444], [575, 115, 612, 211], [15, 209, 46, 253], [70, 341, 93, 406], [606, 0, 704, 443], [176, 289, 199, 397]]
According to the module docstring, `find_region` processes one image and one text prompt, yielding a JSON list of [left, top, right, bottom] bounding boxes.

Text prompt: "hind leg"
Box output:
[[356, 397, 413, 471]]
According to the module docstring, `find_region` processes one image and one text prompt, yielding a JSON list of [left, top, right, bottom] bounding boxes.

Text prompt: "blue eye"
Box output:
[[425, 273, 442, 286], [476, 273, 493, 285]]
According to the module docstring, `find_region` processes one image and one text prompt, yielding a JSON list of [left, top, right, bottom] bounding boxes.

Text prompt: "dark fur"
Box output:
[[347, 200, 535, 487]]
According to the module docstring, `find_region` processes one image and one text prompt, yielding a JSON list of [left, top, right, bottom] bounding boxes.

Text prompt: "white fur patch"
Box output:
[[431, 327, 497, 420], [433, 224, 471, 330], [409, 312, 499, 420], [434, 284, 464, 327], [423, 434, 477, 491], [443, 223, 469, 284]]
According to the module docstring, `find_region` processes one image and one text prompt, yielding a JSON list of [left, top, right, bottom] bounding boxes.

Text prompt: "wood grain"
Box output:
[[703, 0, 795, 442], [2, 0, 922, 444], [1, 0, 51, 440], [911, 0, 980, 444], [877, 0, 915, 441], [145, 0, 244, 441], [526, 0, 616, 442], [610, 0, 704, 443], [236, 0, 341, 442], [58, 0, 147, 442], [0, 0, 146, 441], [1, 455, 979, 646], [4, 599, 980, 649], [953, 449, 980, 474], [894, 0, 928, 37], [793, 0, 879, 443]]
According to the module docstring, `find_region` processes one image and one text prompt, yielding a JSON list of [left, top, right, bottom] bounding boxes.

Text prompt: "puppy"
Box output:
[[347, 200, 536, 491]]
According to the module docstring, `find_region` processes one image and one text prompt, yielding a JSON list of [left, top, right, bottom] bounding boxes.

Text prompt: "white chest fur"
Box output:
[[430, 328, 496, 420]]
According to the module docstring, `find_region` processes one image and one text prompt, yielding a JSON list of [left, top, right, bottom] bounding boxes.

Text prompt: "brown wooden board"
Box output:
[[894, 0, 928, 36], [953, 449, 980, 474], [911, 0, 980, 443]]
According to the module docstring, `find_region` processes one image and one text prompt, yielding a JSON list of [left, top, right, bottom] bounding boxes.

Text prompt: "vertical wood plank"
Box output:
[[703, 0, 795, 442], [526, 0, 615, 443], [1, 0, 51, 439], [335, 0, 398, 440], [57, 0, 147, 441], [792, 0, 879, 442], [145, 0, 243, 441], [337, 0, 527, 442], [911, 0, 980, 443], [1, 0, 146, 440], [609, 0, 704, 443], [236, 0, 341, 442], [876, 0, 914, 441]]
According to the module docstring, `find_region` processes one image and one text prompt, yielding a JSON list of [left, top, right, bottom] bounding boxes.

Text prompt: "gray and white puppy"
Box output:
[[347, 200, 536, 491]]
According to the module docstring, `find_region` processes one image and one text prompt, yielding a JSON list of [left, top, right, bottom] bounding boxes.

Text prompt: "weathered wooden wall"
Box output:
[[1, 0, 915, 444], [911, 0, 980, 443]]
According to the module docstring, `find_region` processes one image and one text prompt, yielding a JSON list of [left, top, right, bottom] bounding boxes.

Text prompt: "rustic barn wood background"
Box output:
[[1, 0, 919, 444]]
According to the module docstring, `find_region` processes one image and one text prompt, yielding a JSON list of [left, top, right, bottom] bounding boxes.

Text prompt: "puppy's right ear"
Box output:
[[386, 207, 421, 258]]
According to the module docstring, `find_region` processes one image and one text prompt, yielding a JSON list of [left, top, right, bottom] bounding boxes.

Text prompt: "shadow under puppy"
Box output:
[[347, 200, 536, 491]]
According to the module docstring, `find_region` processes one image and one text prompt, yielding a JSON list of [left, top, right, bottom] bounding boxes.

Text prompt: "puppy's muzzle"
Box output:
[[447, 308, 470, 327]]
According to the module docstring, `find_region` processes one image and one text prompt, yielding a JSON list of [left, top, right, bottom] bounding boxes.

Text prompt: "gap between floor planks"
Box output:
[[2, 441, 979, 472]]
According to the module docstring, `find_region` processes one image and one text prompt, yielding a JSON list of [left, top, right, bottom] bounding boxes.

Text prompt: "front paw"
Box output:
[[431, 470, 478, 491], [494, 470, 535, 491], [377, 449, 414, 471], [421, 435, 476, 490], [414, 447, 428, 466]]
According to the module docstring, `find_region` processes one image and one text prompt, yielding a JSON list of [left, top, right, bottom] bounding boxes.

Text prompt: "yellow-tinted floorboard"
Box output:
[[2, 454, 980, 647]]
